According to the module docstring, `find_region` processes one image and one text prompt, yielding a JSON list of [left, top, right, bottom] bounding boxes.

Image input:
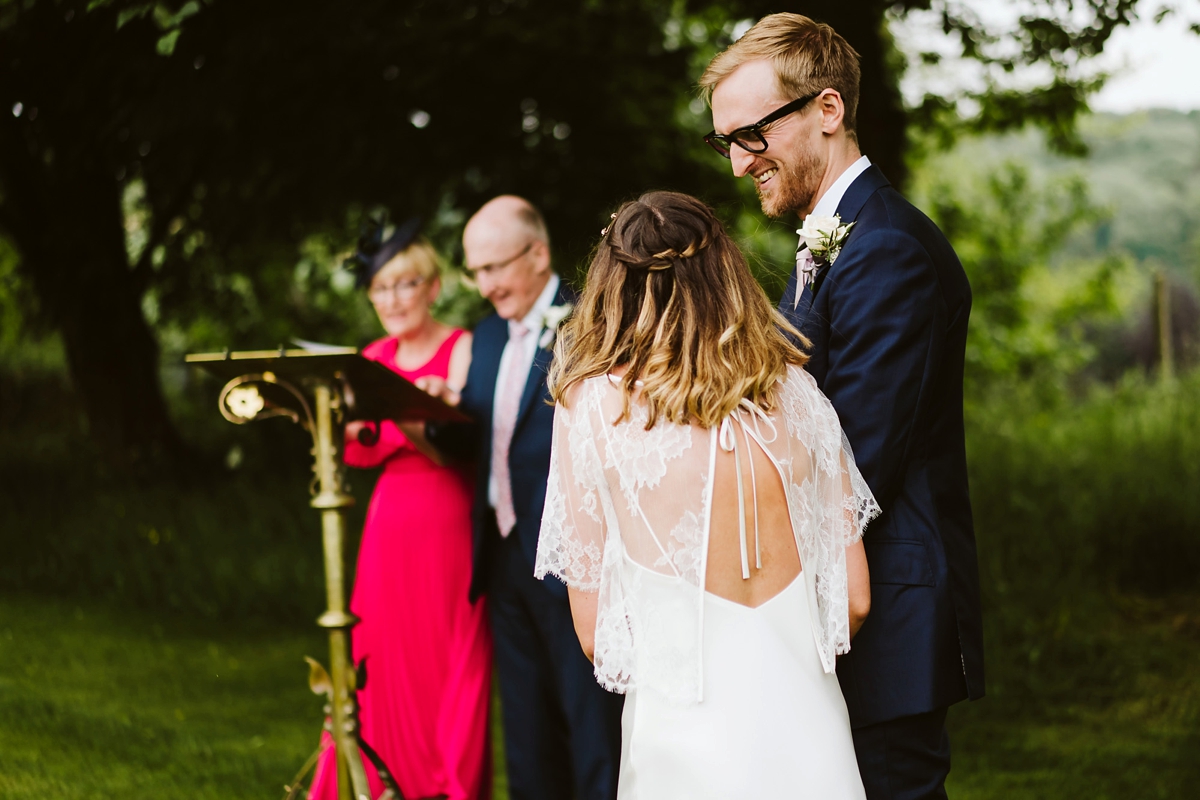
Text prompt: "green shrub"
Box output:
[[0, 370, 372, 627], [966, 372, 1200, 696]]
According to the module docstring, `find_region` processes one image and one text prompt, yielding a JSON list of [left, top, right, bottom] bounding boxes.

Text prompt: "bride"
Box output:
[[535, 191, 879, 798]]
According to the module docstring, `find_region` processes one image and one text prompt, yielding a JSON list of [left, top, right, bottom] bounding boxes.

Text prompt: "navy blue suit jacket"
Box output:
[[780, 166, 985, 727], [428, 280, 575, 602]]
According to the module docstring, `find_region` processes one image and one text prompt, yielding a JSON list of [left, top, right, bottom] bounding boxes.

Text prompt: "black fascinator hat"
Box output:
[[345, 216, 423, 289]]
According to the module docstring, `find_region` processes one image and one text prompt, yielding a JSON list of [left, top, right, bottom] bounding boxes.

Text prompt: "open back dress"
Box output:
[[536, 365, 879, 798]]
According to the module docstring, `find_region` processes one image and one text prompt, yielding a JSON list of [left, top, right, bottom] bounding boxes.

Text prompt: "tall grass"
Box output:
[[966, 372, 1200, 697], [2, 369, 1198, 665], [0, 371, 370, 628], [0, 463, 351, 626]]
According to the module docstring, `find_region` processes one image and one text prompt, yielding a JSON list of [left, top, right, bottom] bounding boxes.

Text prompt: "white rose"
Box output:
[[541, 303, 573, 330], [538, 303, 574, 349], [797, 214, 842, 250]]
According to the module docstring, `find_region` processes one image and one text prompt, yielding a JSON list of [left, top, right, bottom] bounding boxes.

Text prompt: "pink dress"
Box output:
[[310, 329, 492, 800]]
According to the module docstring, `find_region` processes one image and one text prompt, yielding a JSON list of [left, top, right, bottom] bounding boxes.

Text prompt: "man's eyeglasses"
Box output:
[[703, 91, 822, 159], [465, 242, 533, 280], [368, 276, 428, 304]]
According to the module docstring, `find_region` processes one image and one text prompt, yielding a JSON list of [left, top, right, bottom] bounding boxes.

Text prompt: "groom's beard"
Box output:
[[756, 149, 823, 219]]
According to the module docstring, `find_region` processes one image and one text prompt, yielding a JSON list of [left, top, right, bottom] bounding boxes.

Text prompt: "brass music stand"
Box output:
[[186, 348, 468, 800]]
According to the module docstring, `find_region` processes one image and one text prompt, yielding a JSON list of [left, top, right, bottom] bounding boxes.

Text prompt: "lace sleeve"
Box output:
[[811, 388, 881, 661], [783, 367, 880, 671], [835, 430, 880, 547], [535, 397, 606, 591]]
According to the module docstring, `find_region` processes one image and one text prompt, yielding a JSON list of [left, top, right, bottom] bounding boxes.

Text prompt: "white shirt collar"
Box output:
[[513, 272, 561, 334], [809, 155, 871, 220]]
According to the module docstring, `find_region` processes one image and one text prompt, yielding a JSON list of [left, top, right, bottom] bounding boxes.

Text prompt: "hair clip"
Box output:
[[600, 212, 617, 237]]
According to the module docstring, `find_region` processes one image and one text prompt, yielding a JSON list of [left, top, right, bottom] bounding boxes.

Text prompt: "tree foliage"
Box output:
[[908, 0, 1148, 154], [0, 0, 722, 466], [921, 163, 1122, 396], [1, 0, 1188, 466]]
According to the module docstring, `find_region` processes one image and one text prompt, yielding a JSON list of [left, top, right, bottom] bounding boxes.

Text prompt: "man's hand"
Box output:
[[415, 375, 462, 407]]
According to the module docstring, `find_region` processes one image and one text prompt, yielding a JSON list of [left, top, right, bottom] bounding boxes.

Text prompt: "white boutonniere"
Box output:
[[794, 214, 856, 308], [538, 303, 574, 349], [797, 213, 855, 267]]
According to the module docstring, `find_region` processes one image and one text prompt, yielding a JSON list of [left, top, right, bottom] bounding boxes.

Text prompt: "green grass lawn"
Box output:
[[0, 595, 328, 799], [946, 594, 1200, 799], [1, 592, 1197, 799]]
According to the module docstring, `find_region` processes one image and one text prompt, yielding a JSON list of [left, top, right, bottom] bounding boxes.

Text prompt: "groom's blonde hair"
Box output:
[[549, 192, 808, 429], [699, 13, 862, 142]]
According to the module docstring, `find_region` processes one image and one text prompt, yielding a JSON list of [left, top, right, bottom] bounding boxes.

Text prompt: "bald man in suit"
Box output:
[[422, 196, 623, 800]]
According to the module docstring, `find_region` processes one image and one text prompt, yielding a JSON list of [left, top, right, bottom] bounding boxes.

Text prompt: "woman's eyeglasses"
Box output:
[[368, 276, 429, 304], [703, 92, 822, 159]]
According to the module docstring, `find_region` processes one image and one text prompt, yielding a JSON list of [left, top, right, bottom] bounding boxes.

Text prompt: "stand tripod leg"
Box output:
[[358, 733, 405, 799]]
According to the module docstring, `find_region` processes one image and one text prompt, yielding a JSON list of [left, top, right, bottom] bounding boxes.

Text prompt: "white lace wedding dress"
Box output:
[[536, 365, 879, 799]]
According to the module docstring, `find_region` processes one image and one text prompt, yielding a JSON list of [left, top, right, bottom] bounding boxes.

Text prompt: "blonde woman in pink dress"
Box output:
[[310, 228, 492, 800]]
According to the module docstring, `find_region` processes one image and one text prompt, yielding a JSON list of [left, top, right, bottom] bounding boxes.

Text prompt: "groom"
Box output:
[[702, 14, 984, 799]]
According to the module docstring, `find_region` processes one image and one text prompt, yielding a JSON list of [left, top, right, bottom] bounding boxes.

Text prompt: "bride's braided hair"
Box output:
[[551, 191, 809, 429], [604, 224, 712, 273]]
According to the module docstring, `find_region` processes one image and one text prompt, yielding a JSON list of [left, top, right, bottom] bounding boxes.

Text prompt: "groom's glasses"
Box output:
[[703, 92, 822, 159]]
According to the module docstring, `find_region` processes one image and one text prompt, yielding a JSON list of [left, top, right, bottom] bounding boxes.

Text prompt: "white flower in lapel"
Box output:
[[797, 213, 855, 267], [538, 303, 574, 349]]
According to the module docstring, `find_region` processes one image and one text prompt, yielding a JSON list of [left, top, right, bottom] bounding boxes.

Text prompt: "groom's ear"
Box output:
[[816, 89, 846, 136]]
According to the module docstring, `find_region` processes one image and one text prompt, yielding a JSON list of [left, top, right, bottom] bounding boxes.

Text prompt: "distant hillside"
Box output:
[[914, 109, 1200, 272]]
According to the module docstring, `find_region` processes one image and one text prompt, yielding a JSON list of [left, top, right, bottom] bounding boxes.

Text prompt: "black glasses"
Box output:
[[703, 91, 822, 158]]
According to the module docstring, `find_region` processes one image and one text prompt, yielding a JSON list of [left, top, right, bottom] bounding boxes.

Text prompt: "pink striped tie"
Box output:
[[492, 322, 530, 537], [794, 247, 818, 310]]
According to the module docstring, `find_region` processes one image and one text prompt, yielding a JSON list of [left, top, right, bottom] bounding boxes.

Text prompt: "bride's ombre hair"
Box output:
[[550, 191, 809, 429]]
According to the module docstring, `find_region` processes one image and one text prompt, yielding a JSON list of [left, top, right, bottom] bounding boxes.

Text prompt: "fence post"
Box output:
[[1154, 270, 1174, 381]]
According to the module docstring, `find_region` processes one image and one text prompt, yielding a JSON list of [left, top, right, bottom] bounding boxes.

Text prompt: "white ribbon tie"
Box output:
[[718, 401, 780, 580]]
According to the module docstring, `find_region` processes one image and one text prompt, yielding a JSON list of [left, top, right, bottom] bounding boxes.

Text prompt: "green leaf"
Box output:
[[116, 6, 152, 29], [156, 29, 180, 56], [176, 1, 202, 24], [155, 0, 202, 30]]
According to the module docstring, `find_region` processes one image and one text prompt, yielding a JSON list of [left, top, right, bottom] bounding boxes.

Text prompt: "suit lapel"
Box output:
[[834, 165, 890, 226], [785, 266, 816, 326], [785, 166, 890, 324], [807, 166, 891, 301], [514, 345, 552, 433], [512, 281, 574, 435], [474, 316, 506, 430]]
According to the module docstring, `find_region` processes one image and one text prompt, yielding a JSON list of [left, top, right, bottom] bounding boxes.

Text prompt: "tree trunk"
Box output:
[[53, 207, 187, 468], [0, 124, 185, 471], [815, 2, 909, 190], [0, 4, 186, 471]]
